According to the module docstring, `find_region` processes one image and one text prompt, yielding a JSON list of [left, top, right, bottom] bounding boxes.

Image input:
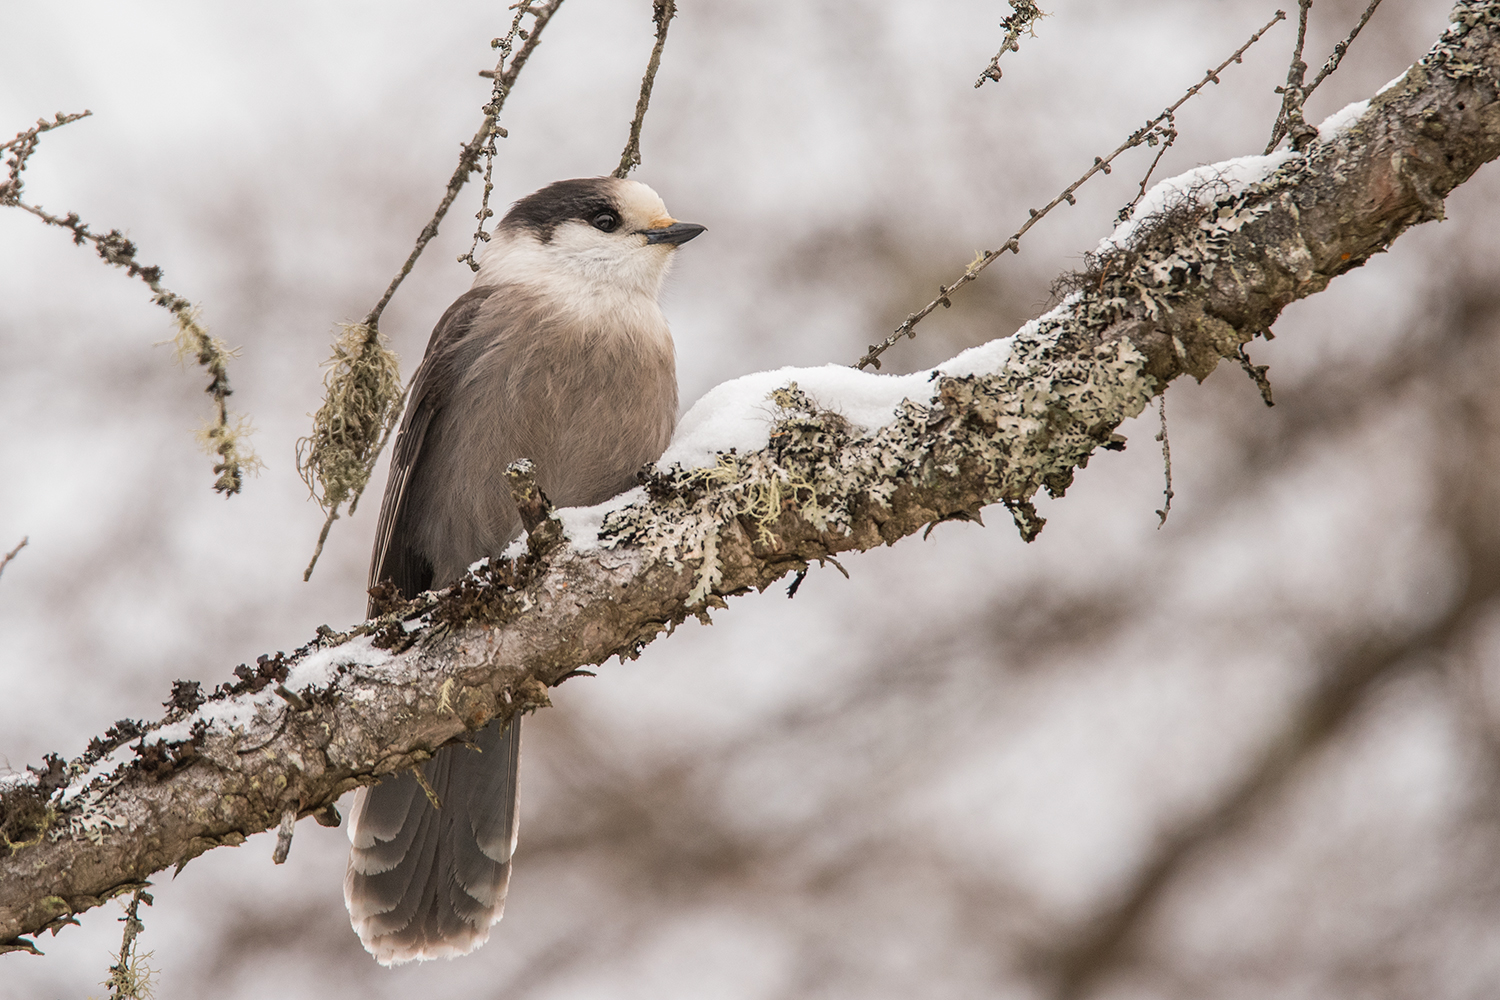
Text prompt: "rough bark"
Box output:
[[3, 1, 1499, 955]]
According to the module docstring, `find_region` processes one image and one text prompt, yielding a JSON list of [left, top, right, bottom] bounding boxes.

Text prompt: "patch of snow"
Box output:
[[659, 364, 925, 470], [1317, 99, 1369, 139], [197, 692, 270, 732], [1377, 71, 1407, 95], [1099, 150, 1298, 254], [660, 339, 1022, 474], [286, 635, 393, 691], [151, 692, 269, 747], [77, 637, 395, 776], [59, 744, 136, 804], [557, 487, 649, 551], [939, 330, 1019, 378]]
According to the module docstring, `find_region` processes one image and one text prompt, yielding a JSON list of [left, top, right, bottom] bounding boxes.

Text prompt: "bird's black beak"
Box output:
[[643, 222, 706, 246]]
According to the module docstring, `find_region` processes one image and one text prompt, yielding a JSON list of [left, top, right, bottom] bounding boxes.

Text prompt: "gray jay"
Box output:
[[344, 177, 704, 964]]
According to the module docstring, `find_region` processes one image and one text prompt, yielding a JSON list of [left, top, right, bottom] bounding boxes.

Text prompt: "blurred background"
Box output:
[[3, 0, 1499, 997]]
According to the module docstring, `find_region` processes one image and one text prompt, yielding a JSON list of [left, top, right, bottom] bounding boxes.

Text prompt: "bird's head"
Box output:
[[478, 177, 705, 299]]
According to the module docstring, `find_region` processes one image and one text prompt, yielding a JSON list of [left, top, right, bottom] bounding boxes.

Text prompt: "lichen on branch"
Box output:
[[3, 0, 1500, 958]]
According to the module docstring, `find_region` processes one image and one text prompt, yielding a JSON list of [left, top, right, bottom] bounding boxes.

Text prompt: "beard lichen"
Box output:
[[297, 323, 405, 518]]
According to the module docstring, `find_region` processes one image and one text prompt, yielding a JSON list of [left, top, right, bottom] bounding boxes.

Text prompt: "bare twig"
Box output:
[[1116, 122, 1179, 224], [103, 887, 155, 1000], [1266, 0, 1386, 154], [0, 537, 26, 583], [0, 111, 90, 184], [299, 0, 564, 579], [614, 0, 679, 179], [411, 766, 443, 811], [2, 113, 260, 495], [1306, 0, 1385, 97], [1237, 344, 1275, 406], [505, 458, 565, 556], [974, 1, 1049, 88], [458, 0, 564, 273], [1154, 395, 1173, 527], [271, 808, 296, 865], [394, 0, 563, 291], [1266, 0, 1316, 153], [855, 10, 1285, 371]]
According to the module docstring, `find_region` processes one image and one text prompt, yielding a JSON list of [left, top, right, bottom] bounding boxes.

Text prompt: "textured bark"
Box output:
[[3, 1, 1499, 954]]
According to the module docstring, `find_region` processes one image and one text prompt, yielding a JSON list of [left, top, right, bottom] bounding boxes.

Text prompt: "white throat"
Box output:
[[475, 227, 675, 335]]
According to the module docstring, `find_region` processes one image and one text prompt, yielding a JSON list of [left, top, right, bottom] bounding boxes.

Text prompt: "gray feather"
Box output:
[[345, 718, 522, 963]]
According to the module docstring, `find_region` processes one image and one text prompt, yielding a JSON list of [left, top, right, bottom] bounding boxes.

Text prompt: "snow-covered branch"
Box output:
[[4, 1, 1500, 955]]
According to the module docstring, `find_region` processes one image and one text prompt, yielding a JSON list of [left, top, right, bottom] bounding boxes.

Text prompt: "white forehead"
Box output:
[[615, 179, 672, 225]]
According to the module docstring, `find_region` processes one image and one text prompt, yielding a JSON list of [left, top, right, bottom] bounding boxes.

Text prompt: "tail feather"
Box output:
[[344, 716, 522, 964], [346, 776, 426, 872]]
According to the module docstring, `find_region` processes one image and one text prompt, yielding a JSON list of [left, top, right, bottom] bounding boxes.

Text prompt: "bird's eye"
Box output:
[[591, 211, 619, 233]]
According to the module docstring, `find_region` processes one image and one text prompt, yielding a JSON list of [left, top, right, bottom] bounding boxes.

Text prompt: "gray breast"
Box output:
[[406, 284, 677, 587]]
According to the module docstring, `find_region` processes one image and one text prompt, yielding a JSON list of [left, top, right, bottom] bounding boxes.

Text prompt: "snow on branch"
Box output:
[[4, 0, 1500, 956]]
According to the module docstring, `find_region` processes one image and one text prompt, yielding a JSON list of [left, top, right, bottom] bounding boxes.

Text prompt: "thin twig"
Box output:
[[104, 887, 155, 1000], [2, 112, 260, 495], [411, 765, 443, 810], [1306, 0, 1385, 97], [1154, 394, 1173, 527], [1116, 122, 1178, 224], [458, 0, 563, 273], [974, 2, 1049, 88], [1237, 344, 1275, 406], [1266, 0, 1315, 153], [614, 0, 679, 178], [0, 537, 26, 583], [855, 10, 1285, 371], [300, 1, 564, 580], [271, 808, 296, 864], [0, 111, 90, 175], [1267, 0, 1389, 151], [404, 0, 563, 288]]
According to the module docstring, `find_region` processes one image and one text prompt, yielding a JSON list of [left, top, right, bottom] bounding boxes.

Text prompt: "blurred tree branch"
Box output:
[[3, 1, 1500, 957], [0, 537, 26, 583], [1, 112, 261, 496]]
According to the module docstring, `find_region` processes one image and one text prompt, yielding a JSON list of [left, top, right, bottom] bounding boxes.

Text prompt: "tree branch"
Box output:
[[4, 0, 1500, 954]]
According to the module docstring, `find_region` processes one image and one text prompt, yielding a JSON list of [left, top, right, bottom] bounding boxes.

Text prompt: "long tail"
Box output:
[[344, 717, 522, 965]]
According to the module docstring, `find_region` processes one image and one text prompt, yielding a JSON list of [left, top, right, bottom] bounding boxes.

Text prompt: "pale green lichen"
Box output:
[[297, 322, 406, 578], [1431, 1, 1500, 81], [297, 323, 404, 515], [163, 305, 263, 494], [601, 329, 1155, 607], [66, 797, 127, 846]]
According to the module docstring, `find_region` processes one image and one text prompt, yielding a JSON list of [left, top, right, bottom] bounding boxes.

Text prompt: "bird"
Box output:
[[344, 177, 704, 965]]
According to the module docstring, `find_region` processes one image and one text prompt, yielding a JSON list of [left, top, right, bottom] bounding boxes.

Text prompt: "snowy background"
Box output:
[[4, 1, 1500, 997]]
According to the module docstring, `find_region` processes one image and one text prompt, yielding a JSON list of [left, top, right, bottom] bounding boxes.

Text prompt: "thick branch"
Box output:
[[4, 1, 1500, 953]]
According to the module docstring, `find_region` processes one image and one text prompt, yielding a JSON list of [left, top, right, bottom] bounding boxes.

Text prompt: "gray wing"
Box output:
[[367, 285, 500, 613], [344, 716, 522, 965], [352, 285, 525, 966]]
